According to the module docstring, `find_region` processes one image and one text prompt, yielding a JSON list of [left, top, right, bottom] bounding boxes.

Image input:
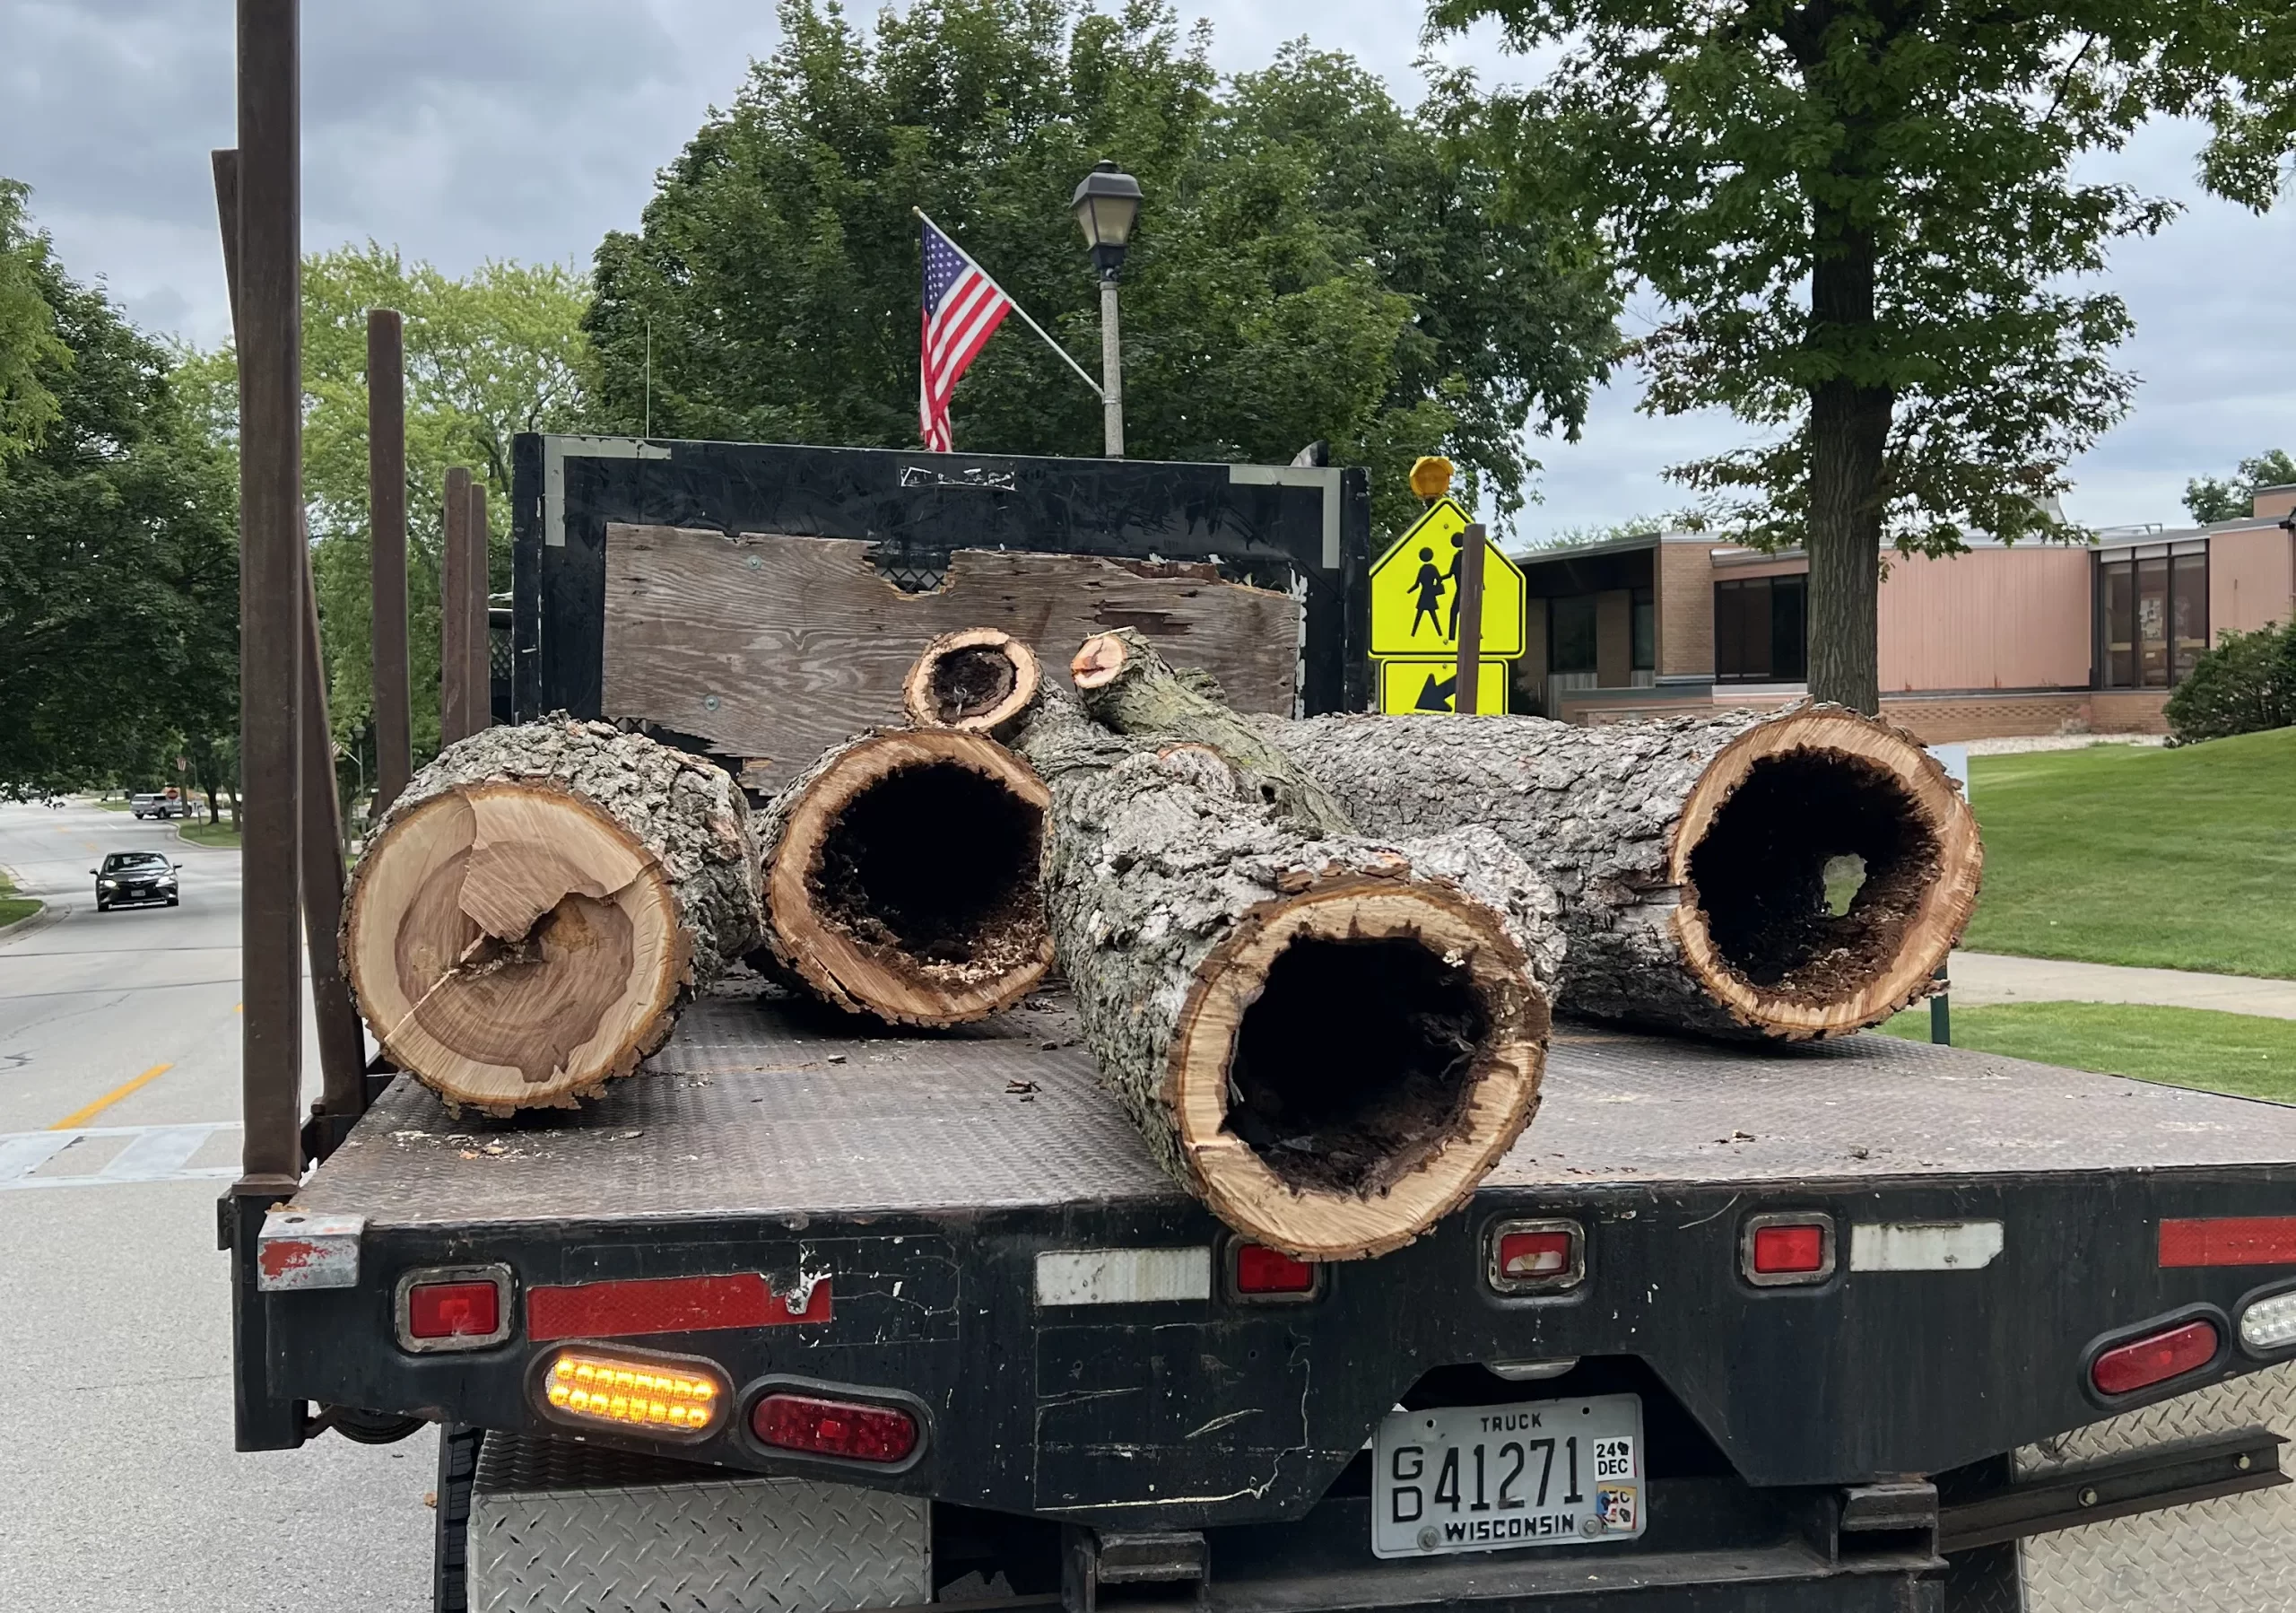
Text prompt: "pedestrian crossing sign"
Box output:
[[1377, 657, 1509, 715], [1367, 497, 1525, 659]]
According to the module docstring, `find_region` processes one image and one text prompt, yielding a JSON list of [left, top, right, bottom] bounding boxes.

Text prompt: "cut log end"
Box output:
[[1673, 707, 1982, 1039], [344, 783, 688, 1115], [1170, 879, 1548, 1262], [903, 628, 1043, 735], [766, 729, 1053, 1024], [1070, 631, 1129, 690]]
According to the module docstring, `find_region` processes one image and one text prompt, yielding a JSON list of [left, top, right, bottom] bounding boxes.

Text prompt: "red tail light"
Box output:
[[409, 1281, 500, 1340], [752, 1392, 918, 1463], [1743, 1213, 1835, 1286], [1487, 1219, 1586, 1294], [2092, 1320, 2221, 1396], [1235, 1243, 1316, 1295]]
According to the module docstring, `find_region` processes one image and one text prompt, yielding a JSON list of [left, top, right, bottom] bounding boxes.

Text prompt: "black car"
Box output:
[[92, 851, 178, 911]]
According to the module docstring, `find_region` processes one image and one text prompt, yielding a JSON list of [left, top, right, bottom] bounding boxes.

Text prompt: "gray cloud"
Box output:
[[4, 1, 2286, 527]]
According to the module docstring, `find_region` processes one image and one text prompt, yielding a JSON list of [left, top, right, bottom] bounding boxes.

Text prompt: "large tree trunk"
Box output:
[[1014, 695, 1561, 1262], [1272, 706, 1980, 1041], [1805, 228, 1892, 715], [341, 719, 762, 1114], [754, 728, 1052, 1026]]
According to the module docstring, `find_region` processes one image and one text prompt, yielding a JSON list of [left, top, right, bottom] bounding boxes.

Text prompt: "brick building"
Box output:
[[1507, 487, 2296, 741]]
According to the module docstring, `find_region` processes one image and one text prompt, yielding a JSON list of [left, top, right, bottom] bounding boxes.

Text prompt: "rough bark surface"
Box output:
[[1272, 705, 1979, 1041], [341, 718, 762, 1112], [1015, 694, 1562, 1260], [753, 727, 1051, 1027], [1071, 627, 1352, 837]]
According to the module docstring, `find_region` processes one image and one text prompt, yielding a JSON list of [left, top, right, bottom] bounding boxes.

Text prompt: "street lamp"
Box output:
[[1071, 159, 1141, 458]]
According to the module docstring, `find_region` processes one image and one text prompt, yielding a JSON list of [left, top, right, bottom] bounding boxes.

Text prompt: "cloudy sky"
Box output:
[[5, 0, 2290, 536]]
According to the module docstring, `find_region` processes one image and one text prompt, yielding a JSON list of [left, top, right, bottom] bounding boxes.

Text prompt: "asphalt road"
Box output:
[[1, 799, 431, 1611]]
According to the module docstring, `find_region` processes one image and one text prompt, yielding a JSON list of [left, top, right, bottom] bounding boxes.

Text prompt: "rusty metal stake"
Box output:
[[467, 477, 492, 731], [369, 309, 411, 810], [1453, 522, 1487, 714], [440, 466, 474, 744], [299, 550, 370, 1141]]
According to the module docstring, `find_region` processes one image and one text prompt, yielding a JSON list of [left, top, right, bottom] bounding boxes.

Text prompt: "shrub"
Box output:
[[2166, 621, 2296, 743]]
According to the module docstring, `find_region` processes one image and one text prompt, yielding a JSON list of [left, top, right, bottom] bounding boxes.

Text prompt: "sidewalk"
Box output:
[[1948, 950, 2296, 1022]]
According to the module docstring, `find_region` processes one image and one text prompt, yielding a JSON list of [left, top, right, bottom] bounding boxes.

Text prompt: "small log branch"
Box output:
[[341, 719, 762, 1113], [1015, 695, 1561, 1261], [755, 728, 1052, 1026], [902, 627, 1042, 739], [1274, 706, 1982, 1040], [1071, 628, 1352, 837]]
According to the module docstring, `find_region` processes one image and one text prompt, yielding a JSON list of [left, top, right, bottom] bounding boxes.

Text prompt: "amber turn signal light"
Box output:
[[539, 1347, 726, 1438]]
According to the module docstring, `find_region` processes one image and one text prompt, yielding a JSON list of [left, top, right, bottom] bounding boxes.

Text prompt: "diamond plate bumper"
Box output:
[[467, 1432, 930, 1613], [2010, 1360, 2296, 1612]]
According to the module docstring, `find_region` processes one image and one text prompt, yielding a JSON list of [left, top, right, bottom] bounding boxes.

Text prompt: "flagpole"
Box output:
[[914, 206, 1104, 403]]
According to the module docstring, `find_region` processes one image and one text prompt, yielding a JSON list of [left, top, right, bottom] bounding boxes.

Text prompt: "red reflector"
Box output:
[[1752, 1225, 1827, 1275], [1498, 1231, 1575, 1279], [527, 1273, 831, 1342], [2160, 1217, 2296, 1269], [1235, 1243, 1316, 1295], [752, 1393, 918, 1463], [408, 1280, 500, 1340], [2092, 1320, 2220, 1396]]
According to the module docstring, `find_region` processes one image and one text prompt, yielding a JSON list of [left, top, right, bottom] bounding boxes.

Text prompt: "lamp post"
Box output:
[[1071, 160, 1141, 458]]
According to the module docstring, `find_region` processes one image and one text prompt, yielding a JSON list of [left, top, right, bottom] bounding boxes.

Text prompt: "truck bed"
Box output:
[[298, 988, 2296, 1229]]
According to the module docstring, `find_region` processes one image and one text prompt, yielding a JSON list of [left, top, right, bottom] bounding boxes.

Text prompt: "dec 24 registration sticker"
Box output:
[[1370, 1393, 1647, 1558]]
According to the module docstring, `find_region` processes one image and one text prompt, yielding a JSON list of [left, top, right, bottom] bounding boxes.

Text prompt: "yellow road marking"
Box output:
[[50, 1063, 174, 1130]]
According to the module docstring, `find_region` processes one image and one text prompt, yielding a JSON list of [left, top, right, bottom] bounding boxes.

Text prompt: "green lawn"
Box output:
[[1878, 1002, 2296, 1102], [1961, 727, 2296, 979], [178, 821, 241, 848], [0, 870, 38, 929], [92, 797, 131, 810]]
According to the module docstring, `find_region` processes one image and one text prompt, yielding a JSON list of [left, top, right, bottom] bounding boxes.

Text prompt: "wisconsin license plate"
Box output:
[[1370, 1393, 1646, 1558]]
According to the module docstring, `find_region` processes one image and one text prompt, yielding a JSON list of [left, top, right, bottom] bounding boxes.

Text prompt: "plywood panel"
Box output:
[[602, 525, 1300, 790]]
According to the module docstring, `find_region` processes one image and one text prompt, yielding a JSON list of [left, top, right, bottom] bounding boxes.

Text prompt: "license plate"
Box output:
[[1370, 1393, 1646, 1558]]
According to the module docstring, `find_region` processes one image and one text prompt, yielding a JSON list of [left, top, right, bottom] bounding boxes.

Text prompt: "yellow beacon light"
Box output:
[[540, 1348, 726, 1438]]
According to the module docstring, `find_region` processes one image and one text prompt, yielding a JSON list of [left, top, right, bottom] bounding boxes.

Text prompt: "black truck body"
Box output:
[[229, 436, 2296, 1612]]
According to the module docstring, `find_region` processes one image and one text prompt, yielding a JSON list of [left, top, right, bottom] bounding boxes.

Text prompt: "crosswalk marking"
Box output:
[[0, 1121, 242, 1190]]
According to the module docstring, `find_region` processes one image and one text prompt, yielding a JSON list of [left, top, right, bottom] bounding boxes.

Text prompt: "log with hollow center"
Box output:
[[1272, 705, 1982, 1040], [755, 728, 1052, 1025], [341, 720, 763, 1113], [902, 627, 1042, 739], [1015, 696, 1561, 1261]]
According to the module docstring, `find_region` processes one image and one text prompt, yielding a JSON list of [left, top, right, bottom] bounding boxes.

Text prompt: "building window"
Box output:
[[1631, 589, 1655, 672], [2098, 548, 2206, 689], [1714, 575, 1805, 683], [1549, 594, 1597, 675]]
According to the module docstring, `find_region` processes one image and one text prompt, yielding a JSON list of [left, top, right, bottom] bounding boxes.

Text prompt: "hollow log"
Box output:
[[902, 627, 1042, 739], [341, 719, 763, 1113], [1071, 628, 1352, 836], [1272, 706, 1982, 1040], [755, 728, 1052, 1026], [1014, 695, 1561, 1261]]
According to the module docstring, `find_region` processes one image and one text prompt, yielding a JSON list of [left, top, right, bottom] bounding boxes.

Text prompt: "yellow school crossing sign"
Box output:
[[1368, 497, 1524, 657], [1368, 496, 1523, 712]]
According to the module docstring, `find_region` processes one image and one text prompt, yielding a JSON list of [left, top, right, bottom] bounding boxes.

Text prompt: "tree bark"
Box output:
[[1805, 229, 1892, 715], [1270, 706, 1980, 1041], [341, 719, 762, 1114], [754, 727, 1052, 1026], [1014, 694, 1561, 1261], [1071, 628, 1352, 837]]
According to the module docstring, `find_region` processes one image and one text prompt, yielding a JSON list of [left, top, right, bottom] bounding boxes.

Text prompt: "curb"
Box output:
[[172, 822, 242, 853], [0, 861, 51, 942]]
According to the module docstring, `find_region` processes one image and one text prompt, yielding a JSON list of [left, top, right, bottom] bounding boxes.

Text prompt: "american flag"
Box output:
[[918, 216, 1013, 452]]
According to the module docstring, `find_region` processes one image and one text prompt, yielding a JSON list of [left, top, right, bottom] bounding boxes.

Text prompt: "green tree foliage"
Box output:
[[2184, 449, 2296, 524], [0, 179, 68, 467], [585, 0, 1620, 538], [180, 246, 595, 773], [2166, 621, 2296, 744], [1434, 0, 2292, 711], [0, 220, 237, 795]]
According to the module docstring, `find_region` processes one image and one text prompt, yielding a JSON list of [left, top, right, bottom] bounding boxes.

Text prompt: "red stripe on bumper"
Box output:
[[2160, 1217, 2296, 1268], [527, 1273, 831, 1341]]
